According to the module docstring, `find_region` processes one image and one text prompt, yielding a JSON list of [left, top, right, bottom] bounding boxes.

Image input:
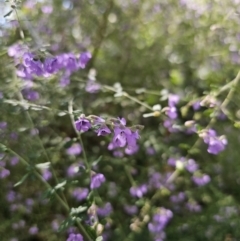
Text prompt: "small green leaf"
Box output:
[[14, 173, 30, 187], [54, 180, 67, 190], [92, 156, 103, 167], [4, 10, 13, 18]]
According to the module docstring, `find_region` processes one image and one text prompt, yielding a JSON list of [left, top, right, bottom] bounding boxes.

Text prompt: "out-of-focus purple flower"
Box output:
[[148, 208, 173, 234], [124, 205, 138, 215], [168, 94, 180, 107], [67, 233, 84, 241], [112, 150, 124, 158], [85, 79, 101, 93], [0, 92, 3, 99], [90, 173, 105, 189], [146, 147, 156, 155], [22, 89, 40, 101], [0, 122, 7, 129], [192, 174, 211, 186], [200, 129, 227, 155], [148, 172, 162, 189], [42, 169, 52, 181], [0, 168, 10, 179], [60, 75, 70, 87], [44, 57, 58, 74], [130, 184, 148, 198], [170, 192, 185, 203], [10, 132, 18, 140], [75, 117, 91, 132], [41, 5, 53, 14], [186, 202, 202, 212], [23, 52, 43, 76], [125, 144, 139, 155], [186, 159, 198, 173], [66, 143, 82, 156], [6, 191, 17, 202], [97, 202, 112, 217], [192, 101, 201, 111], [71, 188, 89, 201], [79, 52, 92, 69], [29, 226, 38, 235], [166, 106, 178, 119], [96, 125, 111, 136], [66, 163, 82, 178]]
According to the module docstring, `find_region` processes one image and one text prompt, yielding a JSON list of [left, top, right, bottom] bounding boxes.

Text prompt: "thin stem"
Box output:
[[3, 145, 92, 241], [68, 100, 90, 171], [124, 164, 135, 186]]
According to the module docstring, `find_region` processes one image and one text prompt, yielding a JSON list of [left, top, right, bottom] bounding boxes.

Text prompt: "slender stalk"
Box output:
[[68, 100, 90, 171], [3, 145, 92, 241]]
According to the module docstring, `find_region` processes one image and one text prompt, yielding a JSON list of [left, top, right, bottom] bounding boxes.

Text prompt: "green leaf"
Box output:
[[4, 10, 13, 18], [91, 156, 103, 167], [54, 180, 67, 190], [14, 173, 30, 187]]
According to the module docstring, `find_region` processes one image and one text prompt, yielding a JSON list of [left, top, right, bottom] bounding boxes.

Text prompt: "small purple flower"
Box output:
[[200, 129, 227, 155], [130, 184, 148, 198], [85, 79, 101, 93], [0, 122, 7, 130], [79, 52, 92, 69], [66, 143, 82, 156], [71, 188, 89, 201], [170, 192, 185, 203], [75, 117, 91, 132], [186, 202, 202, 212], [192, 101, 201, 111], [168, 94, 180, 107], [29, 226, 38, 235], [66, 163, 82, 177], [124, 205, 138, 215], [0, 168, 10, 179], [166, 106, 178, 119], [186, 159, 198, 173], [96, 125, 111, 136], [41, 5, 53, 14], [192, 174, 211, 186], [97, 202, 112, 217], [90, 173, 105, 189], [42, 169, 52, 181], [148, 208, 173, 234], [67, 233, 84, 241], [125, 144, 139, 155], [44, 57, 58, 74]]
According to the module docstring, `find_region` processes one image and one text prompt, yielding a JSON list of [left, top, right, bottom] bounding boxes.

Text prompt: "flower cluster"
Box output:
[[75, 115, 142, 156], [148, 208, 173, 241], [199, 129, 227, 155]]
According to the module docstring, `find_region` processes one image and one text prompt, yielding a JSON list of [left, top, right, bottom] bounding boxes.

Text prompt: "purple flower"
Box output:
[[130, 184, 148, 198], [90, 173, 105, 189], [0, 168, 10, 179], [96, 125, 111, 136], [66, 163, 82, 177], [44, 57, 58, 74], [29, 226, 38, 235], [75, 117, 91, 132], [186, 202, 202, 212], [23, 53, 43, 76], [85, 79, 101, 93], [166, 106, 178, 119], [71, 188, 89, 201], [79, 52, 92, 69], [186, 159, 198, 173], [192, 101, 201, 111], [124, 205, 138, 215], [67, 233, 84, 241], [66, 143, 82, 156], [97, 202, 112, 217], [41, 5, 53, 14], [0, 122, 7, 129], [192, 174, 211, 186], [148, 208, 173, 234], [168, 94, 180, 107], [201, 129, 227, 155], [170, 192, 185, 203], [125, 144, 139, 155], [42, 169, 52, 181]]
